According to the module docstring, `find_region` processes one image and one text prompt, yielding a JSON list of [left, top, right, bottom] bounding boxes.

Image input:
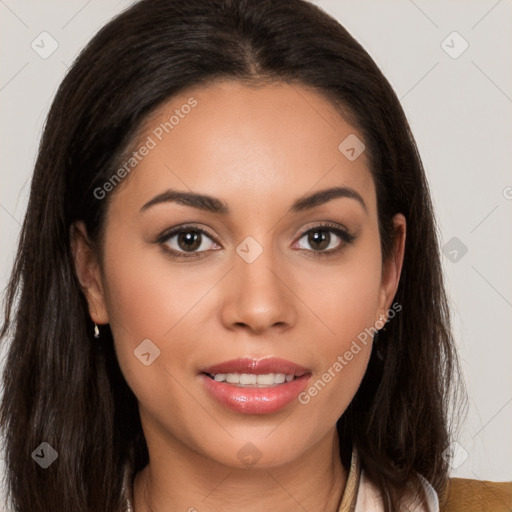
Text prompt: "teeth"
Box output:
[[274, 373, 286, 384], [239, 374, 257, 385], [209, 372, 296, 386]]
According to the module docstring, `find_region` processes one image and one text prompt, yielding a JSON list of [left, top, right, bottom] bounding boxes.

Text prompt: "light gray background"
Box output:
[[1, 0, 511, 504]]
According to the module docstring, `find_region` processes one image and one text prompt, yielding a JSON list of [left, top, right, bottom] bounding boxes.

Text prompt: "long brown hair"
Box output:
[[0, 0, 465, 510]]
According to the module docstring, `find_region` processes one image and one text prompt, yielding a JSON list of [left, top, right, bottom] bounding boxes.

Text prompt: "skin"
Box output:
[[71, 80, 406, 511]]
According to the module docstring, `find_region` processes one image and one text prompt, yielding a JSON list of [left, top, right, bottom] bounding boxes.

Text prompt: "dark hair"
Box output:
[[0, 0, 465, 510]]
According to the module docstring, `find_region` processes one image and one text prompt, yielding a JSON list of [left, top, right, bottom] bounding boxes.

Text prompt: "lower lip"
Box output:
[[200, 373, 311, 415]]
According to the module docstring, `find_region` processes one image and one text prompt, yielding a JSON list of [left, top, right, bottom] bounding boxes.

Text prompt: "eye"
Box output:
[[293, 222, 355, 256], [155, 222, 355, 261], [157, 225, 220, 259]]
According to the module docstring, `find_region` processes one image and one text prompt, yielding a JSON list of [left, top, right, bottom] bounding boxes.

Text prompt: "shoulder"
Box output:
[[439, 477, 512, 512]]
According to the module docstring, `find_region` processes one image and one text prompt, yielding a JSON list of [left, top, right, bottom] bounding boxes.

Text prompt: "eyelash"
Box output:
[[155, 222, 355, 260]]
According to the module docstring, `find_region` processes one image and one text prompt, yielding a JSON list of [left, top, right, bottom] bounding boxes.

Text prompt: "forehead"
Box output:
[[108, 79, 375, 216]]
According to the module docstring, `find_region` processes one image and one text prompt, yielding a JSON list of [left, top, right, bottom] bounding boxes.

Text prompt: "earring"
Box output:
[[94, 323, 100, 339]]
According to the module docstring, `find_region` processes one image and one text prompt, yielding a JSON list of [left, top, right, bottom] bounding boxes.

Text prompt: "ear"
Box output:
[[70, 221, 109, 325], [377, 213, 406, 320]]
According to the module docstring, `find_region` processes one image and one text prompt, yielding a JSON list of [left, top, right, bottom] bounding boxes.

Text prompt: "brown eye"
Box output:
[[176, 230, 202, 252], [294, 223, 355, 256], [158, 225, 220, 259], [306, 229, 331, 251]]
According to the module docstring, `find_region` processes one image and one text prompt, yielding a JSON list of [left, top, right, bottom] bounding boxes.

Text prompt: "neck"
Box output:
[[133, 427, 346, 512]]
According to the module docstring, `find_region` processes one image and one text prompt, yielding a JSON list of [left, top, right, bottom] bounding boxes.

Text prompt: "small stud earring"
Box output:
[[94, 323, 100, 339]]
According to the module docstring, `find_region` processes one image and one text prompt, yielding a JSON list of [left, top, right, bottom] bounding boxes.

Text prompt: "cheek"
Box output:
[[301, 235, 383, 350], [295, 275, 377, 431], [101, 224, 219, 346], [294, 237, 382, 421], [99, 232, 211, 403]]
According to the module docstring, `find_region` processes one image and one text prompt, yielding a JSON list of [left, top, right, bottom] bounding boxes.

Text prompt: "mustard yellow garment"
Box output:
[[440, 478, 512, 512]]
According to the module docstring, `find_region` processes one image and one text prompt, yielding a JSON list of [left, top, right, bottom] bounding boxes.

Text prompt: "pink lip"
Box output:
[[199, 357, 311, 415], [201, 357, 309, 376]]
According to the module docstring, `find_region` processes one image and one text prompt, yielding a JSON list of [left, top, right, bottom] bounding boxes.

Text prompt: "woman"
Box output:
[[1, 0, 494, 510]]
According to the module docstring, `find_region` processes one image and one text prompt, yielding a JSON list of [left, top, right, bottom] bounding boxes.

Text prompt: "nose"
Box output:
[[220, 240, 297, 335]]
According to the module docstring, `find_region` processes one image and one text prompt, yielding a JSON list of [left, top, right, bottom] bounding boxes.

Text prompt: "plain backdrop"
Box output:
[[1, 0, 511, 505]]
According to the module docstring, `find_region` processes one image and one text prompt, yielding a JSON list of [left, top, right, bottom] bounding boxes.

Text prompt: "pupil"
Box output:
[[309, 230, 329, 250], [178, 231, 201, 252]]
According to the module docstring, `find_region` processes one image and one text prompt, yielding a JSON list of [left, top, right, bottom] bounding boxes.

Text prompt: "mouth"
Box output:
[[199, 357, 311, 414], [203, 372, 300, 387]]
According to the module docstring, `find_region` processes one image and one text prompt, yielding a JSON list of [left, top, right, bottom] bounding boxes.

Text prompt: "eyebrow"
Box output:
[[140, 185, 367, 215]]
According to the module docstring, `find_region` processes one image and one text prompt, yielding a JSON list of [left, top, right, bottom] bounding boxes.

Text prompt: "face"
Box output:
[[72, 80, 405, 469]]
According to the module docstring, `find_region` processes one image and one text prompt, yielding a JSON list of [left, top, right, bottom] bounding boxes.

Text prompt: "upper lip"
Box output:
[[201, 357, 310, 377]]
